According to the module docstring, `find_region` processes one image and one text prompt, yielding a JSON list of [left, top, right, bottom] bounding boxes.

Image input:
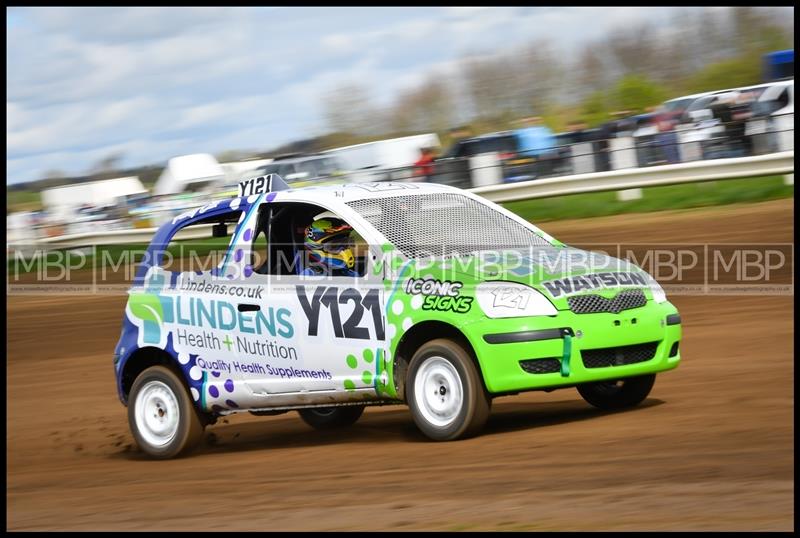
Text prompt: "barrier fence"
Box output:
[[7, 112, 795, 248]]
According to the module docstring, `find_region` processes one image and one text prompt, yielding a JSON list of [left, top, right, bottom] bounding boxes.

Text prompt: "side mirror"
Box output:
[[212, 223, 228, 238]]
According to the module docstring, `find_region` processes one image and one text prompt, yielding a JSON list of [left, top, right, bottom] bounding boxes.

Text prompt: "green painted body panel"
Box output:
[[380, 247, 681, 398], [462, 301, 681, 394]]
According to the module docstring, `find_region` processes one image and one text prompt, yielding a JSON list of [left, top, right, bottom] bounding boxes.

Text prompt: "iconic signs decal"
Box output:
[[404, 278, 473, 313]]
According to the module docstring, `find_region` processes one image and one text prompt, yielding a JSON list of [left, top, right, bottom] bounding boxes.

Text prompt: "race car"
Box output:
[[113, 175, 682, 458]]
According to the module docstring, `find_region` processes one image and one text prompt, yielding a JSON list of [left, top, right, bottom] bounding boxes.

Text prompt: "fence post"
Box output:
[[609, 137, 637, 170], [570, 142, 595, 175], [469, 153, 502, 187], [775, 113, 794, 152]]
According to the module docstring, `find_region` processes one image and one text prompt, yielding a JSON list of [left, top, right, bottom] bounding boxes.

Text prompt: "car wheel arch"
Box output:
[[120, 347, 189, 405], [393, 320, 486, 401]]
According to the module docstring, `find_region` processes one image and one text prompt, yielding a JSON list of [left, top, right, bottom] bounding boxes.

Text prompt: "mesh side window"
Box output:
[[347, 193, 552, 259]]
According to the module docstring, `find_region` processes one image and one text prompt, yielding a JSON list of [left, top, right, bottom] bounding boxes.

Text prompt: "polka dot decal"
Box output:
[[343, 348, 381, 391]]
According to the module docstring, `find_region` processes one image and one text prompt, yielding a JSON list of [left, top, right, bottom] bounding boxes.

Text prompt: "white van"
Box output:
[[747, 79, 794, 152]]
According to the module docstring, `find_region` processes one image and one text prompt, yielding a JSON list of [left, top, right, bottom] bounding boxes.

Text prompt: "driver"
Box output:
[[300, 214, 359, 277]]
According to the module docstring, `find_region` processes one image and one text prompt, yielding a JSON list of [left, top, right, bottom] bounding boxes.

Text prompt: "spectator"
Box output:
[[654, 107, 681, 164], [515, 116, 557, 177], [710, 93, 734, 126], [709, 93, 739, 158], [731, 91, 756, 156], [515, 116, 556, 159], [412, 146, 437, 182]]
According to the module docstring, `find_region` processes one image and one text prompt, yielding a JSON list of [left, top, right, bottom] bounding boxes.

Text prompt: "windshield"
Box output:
[[685, 96, 715, 113], [347, 192, 553, 259], [291, 157, 341, 180], [663, 97, 694, 113]]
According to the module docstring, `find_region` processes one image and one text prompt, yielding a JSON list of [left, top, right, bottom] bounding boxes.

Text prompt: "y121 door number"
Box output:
[[297, 286, 385, 340]]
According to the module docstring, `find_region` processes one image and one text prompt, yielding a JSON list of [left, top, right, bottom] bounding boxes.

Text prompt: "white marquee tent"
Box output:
[[41, 176, 147, 222]]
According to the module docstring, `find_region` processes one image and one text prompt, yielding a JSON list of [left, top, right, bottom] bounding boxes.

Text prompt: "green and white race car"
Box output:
[[114, 176, 681, 458]]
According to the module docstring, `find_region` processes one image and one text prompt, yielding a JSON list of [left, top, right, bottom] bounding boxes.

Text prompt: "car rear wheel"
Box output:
[[298, 406, 365, 430], [406, 339, 491, 441], [576, 373, 656, 410], [128, 365, 205, 459]]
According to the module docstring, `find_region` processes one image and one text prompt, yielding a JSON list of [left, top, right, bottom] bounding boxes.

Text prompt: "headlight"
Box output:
[[476, 282, 557, 318], [649, 278, 667, 303]]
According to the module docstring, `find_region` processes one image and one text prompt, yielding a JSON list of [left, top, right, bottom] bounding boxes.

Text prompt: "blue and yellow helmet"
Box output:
[[304, 217, 355, 270]]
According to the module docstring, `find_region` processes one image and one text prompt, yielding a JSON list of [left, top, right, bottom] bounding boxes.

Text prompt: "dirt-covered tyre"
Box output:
[[298, 406, 365, 430], [128, 365, 205, 459], [406, 338, 491, 441], [576, 373, 656, 410]]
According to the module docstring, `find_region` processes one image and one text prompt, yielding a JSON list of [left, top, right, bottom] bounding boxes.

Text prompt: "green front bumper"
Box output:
[[464, 301, 682, 394]]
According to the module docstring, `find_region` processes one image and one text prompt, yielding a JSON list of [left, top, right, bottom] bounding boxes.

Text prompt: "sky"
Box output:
[[6, 6, 727, 185]]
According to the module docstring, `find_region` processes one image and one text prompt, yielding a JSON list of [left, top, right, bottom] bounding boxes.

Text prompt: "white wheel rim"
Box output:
[[134, 380, 180, 448], [414, 356, 464, 428]]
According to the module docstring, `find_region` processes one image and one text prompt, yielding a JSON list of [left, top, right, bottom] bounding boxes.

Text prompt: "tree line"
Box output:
[[320, 7, 793, 148]]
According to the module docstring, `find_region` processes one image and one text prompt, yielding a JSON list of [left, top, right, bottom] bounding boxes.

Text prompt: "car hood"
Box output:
[[442, 246, 655, 311]]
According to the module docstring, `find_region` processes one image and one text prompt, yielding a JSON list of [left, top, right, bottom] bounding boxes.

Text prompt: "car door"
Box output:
[[229, 200, 388, 402]]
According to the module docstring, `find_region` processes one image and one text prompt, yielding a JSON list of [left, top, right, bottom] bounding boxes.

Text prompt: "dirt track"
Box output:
[[7, 199, 794, 531]]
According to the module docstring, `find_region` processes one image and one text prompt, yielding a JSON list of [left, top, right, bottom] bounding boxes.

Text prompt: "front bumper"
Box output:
[[466, 301, 681, 394]]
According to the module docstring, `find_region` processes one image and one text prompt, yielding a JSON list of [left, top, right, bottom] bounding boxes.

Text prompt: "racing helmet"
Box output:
[[304, 215, 355, 271]]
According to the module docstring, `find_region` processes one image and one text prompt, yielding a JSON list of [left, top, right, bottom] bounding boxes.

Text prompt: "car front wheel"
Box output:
[[128, 365, 205, 459], [576, 373, 656, 410], [406, 339, 491, 441]]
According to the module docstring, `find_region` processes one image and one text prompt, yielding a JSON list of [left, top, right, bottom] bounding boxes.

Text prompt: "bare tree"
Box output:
[[461, 54, 518, 121], [575, 43, 608, 98], [513, 40, 564, 114], [603, 22, 659, 79], [321, 82, 382, 136], [388, 75, 454, 134]]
